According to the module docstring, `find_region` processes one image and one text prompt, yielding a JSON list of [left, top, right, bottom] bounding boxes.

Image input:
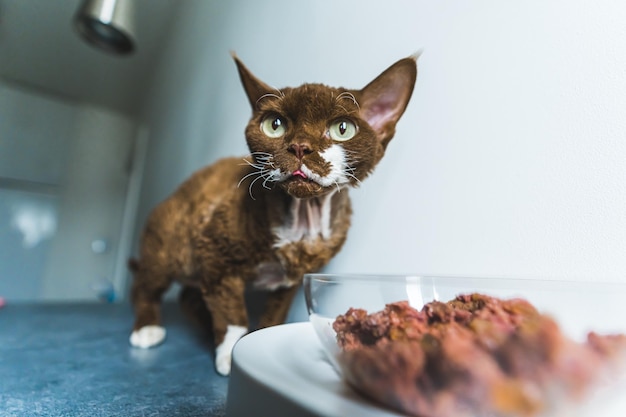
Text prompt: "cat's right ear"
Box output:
[[358, 55, 418, 149], [232, 52, 274, 109]]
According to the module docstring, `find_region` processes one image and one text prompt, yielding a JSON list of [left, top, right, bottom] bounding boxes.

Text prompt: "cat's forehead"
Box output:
[[258, 83, 360, 119]]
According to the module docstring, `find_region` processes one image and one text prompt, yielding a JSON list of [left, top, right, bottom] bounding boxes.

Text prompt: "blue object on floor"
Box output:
[[0, 303, 228, 416]]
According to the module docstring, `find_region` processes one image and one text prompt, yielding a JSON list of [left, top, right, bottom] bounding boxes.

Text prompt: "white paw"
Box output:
[[129, 325, 166, 348], [215, 351, 232, 376], [215, 325, 247, 376]]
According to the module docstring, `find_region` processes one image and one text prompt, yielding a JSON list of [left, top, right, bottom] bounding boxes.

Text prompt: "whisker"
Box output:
[[248, 152, 274, 166], [248, 172, 267, 200], [250, 153, 273, 161], [333, 180, 341, 193], [336, 91, 360, 110], [240, 160, 266, 170], [346, 173, 362, 185], [342, 152, 360, 165], [238, 152, 278, 198], [344, 168, 362, 186], [262, 173, 275, 190], [335, 104, 349, 113], [237, 169, 268, 188], [255, 90, 284, 109]]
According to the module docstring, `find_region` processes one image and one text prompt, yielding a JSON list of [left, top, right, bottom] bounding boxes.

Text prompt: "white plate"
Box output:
[[225, 322, 404, 417]]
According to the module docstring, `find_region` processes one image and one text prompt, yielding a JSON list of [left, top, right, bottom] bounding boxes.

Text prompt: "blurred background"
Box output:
[[1, 0, 626, 304]]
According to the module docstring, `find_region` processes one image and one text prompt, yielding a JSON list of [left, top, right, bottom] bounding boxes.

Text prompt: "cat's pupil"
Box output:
[[339, 121, 347, 135], [272, 118, 282, 131]]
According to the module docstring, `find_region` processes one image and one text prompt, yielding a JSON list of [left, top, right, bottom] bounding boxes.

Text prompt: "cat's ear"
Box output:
[[358, 56, 418, 148], [232, 52, 274, 109]]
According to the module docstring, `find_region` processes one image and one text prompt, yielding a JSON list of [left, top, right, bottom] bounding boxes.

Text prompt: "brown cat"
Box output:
[[129, 53, 417, 375]]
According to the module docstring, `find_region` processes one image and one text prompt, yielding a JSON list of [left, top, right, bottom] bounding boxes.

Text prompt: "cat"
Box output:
[[128, 52, 417, 376]]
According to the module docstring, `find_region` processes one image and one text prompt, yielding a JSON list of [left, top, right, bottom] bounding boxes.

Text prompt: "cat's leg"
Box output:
[[129, 260, 172, 349], [201, 277, 249, 376], [179, 285, 212, 326], [258, 285, 300, 329]]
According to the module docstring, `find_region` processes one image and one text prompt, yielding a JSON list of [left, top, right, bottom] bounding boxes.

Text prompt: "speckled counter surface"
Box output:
[[0, 302, 228, 417]]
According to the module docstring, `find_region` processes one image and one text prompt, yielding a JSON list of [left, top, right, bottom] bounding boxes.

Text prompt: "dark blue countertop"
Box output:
[[0, 302, 229, 417]]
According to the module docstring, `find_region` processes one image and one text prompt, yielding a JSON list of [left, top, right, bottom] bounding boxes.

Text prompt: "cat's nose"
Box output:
[[289, 143, 312, 160]]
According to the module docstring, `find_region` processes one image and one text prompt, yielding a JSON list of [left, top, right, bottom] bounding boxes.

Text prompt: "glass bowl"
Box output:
[[303, 274, 626, 417]]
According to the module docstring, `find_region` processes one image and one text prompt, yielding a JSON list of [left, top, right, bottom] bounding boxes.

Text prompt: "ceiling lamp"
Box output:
[[73, 0, 136, 55]]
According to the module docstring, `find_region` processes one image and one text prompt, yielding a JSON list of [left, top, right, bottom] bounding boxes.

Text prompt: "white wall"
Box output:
[[138, 1, 626, 289]]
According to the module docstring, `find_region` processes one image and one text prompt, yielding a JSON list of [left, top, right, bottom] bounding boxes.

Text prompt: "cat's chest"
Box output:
[[252, 191, 340, 290], [272, 191, 336, 247]]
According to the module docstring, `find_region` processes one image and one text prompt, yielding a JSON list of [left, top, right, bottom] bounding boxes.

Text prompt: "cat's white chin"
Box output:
[[280, 178, 330, 199]]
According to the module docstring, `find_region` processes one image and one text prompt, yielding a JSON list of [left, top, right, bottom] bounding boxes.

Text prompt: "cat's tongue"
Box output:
[[292, 169, 307, 179]]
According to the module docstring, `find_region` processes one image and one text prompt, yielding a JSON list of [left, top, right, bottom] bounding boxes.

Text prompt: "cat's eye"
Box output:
[[328, 119, 357, 142], [261, 115, 286, 138]]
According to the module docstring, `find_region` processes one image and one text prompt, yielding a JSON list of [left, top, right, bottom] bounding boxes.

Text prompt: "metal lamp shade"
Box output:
[[74, 0, 136, 55]]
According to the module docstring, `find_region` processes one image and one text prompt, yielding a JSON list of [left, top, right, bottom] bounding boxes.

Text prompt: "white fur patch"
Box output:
[[318, 191, 334, 240], [215, 325, 248, 376], [272, 190, 336, 247], [129, 325, 167, 349], [301, 144, 349, 187]]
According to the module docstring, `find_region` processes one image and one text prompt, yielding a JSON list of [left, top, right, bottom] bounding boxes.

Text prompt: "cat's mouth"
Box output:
[[288, 169, 315, 185], [280, 168, 328, 198], [292, 169, 308, 179]]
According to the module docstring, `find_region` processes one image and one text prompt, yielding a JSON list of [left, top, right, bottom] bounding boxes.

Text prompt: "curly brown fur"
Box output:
[[129, 53, 417, 375]]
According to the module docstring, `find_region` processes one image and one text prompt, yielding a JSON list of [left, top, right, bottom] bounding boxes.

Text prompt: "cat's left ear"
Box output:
[[358, 56, 418, 148], [232, 52, 274, 109]]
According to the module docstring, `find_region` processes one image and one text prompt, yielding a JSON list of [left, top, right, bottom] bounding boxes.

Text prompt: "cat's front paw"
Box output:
[[129, 325, 167, 348], [215, 352, 233, 376], [215, 325, 248, 376]]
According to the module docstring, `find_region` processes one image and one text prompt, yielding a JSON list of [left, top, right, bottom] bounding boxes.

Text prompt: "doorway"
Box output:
[[0, 82, 143, 302]]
